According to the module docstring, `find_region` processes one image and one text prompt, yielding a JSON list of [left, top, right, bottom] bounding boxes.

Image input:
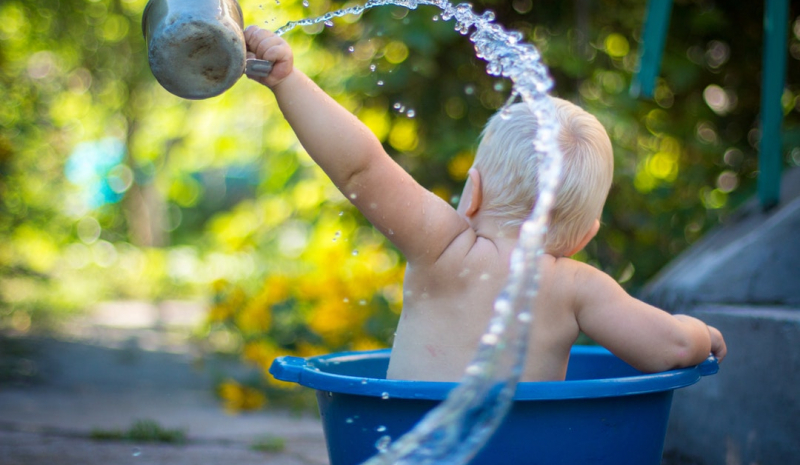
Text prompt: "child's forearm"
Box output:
[[271, 68, 387, 192]]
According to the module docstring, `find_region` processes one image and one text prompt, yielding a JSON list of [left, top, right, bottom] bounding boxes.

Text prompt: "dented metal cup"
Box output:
[[142, 0, 270, 99]]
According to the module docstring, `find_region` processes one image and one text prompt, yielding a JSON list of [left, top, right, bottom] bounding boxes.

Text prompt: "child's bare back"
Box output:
[[387, 217, 518, 381], [391, 246, 725, 382]]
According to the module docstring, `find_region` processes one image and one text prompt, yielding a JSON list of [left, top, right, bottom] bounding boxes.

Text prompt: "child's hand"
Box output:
[[243, 26, 294, 88], [708, 325, 727, 363]]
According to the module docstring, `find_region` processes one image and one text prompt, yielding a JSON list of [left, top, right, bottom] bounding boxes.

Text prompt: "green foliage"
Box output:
[[250, 435, 287, 453], [90, 419, 187, 444]]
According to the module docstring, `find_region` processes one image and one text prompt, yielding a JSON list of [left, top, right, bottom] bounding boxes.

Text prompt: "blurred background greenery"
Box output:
[[1, 0, 798, 407]]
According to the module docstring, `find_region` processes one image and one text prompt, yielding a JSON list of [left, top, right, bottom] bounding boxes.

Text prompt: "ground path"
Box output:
[[0, 301, 329, 465]]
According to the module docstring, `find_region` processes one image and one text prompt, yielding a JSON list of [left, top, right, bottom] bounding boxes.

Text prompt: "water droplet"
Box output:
[[324, 20, 334, 27], [464, 84, 475, 95], [343, 297, 350, 303], [375, 435, 391, 452], [518, 312, 531, 323], [349, 193, 358, 200], [376, 425, 387, 432], [275, 0, 280, 4], [406, 109, 416, 118], [481, 333, 498, 345], [393, 102, 402, 110], [381, 392, 390, 399], [369, 64, 377, 72], [346, 417, 354, 424], [388, 229, 394, 235], [352, 250, 359, 256], [348, 45, 355, 52], [359, 299, 367, 306], [493, 82, 504, 91], [302, 0, 309, 6], [361, 378, 368, 384], [327, 391, 334, 398], [432, 15, 439, 21], [339, 211, 344, 216], [333, 231, 341, 241], [377, 80, 384, 86], [466, 364, 482, 375], [495, 299, 511, 314], [132, 448, 142, 457]]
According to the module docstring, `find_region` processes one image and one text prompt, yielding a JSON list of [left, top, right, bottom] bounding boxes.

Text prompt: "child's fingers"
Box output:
[[260, 41, 290, 64], [708, 326, 726, 362], [242, 26, 293, 87], [244, 26, 279, 56], [243, 25, 269, 45]]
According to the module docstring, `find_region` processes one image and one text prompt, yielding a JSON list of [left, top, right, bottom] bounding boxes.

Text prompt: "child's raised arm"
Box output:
[[244, 27, 469, 265], [566, 260, 726, 372]]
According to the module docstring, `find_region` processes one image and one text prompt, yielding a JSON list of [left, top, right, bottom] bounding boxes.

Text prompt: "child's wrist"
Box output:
[[270, 67, 299, 91]]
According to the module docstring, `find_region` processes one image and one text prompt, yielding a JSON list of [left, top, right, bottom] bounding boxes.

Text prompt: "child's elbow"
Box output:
[[667, 336, 711, 370]]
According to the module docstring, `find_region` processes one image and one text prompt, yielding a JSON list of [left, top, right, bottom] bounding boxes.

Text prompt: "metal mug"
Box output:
[[142, 0, 272, 100]]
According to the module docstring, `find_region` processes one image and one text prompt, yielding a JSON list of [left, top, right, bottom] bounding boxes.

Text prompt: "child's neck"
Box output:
[[468, 212, 520, 244]]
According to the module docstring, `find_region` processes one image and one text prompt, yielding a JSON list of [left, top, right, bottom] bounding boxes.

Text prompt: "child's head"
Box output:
[[471, 97, 614, 256]]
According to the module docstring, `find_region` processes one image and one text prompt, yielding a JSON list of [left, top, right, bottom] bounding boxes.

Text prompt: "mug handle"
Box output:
[[245, 59, 273, 78]]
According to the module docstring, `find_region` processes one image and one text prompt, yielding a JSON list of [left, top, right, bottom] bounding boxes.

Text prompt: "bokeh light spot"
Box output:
[[359, 107, 390, 142], [384, 41, 409, 64], [604, 33, 629, 58], [388, 118, 418, 152]]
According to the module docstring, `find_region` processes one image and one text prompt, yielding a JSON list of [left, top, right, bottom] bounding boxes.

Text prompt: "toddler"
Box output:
[[244, 27, 726, 381]]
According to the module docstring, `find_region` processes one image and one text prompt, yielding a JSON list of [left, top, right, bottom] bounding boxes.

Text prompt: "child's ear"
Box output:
[[465, 168, 483, 218], [565, 219, 600, 257]]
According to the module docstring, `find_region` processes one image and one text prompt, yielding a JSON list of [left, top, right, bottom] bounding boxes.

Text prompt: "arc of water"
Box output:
[[277, 2, 562, 463]]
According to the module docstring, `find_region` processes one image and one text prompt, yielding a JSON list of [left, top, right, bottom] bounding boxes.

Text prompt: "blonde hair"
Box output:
[[472, 98, 614, 255]]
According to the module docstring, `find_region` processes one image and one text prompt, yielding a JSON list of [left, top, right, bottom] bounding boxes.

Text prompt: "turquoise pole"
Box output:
[[630, 0, 673, 98], [758, 0, 789, 210]]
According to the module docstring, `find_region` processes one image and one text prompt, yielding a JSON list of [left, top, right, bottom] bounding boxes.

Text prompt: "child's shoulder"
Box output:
[[415, 229, 511, 287], [542, 255, 629, 317], [541, 254, 611, 292]]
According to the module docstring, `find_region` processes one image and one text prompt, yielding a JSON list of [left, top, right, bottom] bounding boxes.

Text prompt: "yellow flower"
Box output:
[[295, 341, 329, 358], [352, 337, 387, 352], [236, 296, 272, 334], [211, 279, 229, 294], [264, 275, 291, 303], [242, 341, 276, 368], [208, 303, 234, 322], [218, 379, 267, 413], [307, 299, 363, 345]]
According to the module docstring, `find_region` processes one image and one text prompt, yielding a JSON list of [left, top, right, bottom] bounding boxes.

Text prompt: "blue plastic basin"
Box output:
[[270, 346, 718, 465]]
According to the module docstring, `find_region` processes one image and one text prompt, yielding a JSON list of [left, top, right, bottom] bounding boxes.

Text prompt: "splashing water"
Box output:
[[276, 1, 562, 464]]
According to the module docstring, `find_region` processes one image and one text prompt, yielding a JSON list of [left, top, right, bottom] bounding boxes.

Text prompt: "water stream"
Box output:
[[278, 2, 562, 463]]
